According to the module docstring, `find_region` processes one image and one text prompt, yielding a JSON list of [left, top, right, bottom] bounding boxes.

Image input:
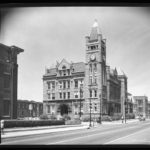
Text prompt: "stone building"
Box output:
[[17, 100, 43, 119], [133, 96, 148, 118], [43, 20, 129, 119], [0, 43, 24, 119], [148, 101, 150, 118]]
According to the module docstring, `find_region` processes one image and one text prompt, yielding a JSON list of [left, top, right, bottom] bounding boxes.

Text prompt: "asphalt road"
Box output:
[[2, 120, 150, 145]]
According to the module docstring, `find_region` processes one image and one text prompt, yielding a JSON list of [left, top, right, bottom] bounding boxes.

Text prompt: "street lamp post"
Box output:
[[79, 84, 83, 120], [89, 98, 92, 127], [124, 99, 127, 124], [99, 94, 102, 124]]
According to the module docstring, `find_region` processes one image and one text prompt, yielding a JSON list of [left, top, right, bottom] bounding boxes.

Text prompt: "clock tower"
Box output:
[[84, 20, 107, 117]]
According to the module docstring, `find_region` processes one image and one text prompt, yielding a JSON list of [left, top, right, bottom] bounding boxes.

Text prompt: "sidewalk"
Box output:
[[1, 124, 88, 139], [1, 119, 142, 139]]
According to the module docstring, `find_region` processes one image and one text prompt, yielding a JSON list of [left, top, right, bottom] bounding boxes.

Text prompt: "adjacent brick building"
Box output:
[[43, 20, 130, 119], [0, 43, 24, 119], [17, 100, 43, 119]]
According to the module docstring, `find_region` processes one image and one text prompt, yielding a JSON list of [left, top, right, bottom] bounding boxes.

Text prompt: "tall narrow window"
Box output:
[[59, 93, 62, 99], [95, 90, 97, 97], [75, 80, 78, 88], [63, 92, 66, 99], [4, 75, 10, 88], [63, 81, 66, 89], [47, 105, 50, 113], [59, 81, 62, 89], [89, 64, 92, 73], [94, 63, 97, 72], [68, 80, 70, 89], [74, 92, 78, 98], [90, 90, 92, 98], [68, 92, 70, 99], [63, 70, 66, 76], [47, 82, 51, 89], [48, 93, 51, 99], [89, 76, 92, 85], [3, 100, 10, 116], [94, 103, 97, 112], [52, 82, 55, 89], [94, 75, 97, 84], [52, 93, 55, 100]]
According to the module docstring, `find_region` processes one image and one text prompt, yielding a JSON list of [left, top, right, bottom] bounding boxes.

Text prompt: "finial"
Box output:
[[93, 19, 98, 27]]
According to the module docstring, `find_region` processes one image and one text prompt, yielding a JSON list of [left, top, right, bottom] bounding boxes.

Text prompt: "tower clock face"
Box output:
[[90, 54, 96, 61]]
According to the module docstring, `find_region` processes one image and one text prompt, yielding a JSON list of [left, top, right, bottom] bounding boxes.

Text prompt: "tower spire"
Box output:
[[89, 19, 101, 41]]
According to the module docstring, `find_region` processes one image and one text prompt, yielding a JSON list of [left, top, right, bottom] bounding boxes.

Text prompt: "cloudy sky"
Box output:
[[0, 7, 150, 102]]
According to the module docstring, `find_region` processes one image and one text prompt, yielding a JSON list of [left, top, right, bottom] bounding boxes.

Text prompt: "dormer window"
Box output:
[[62, 65, 66, 70], [63, 70, 66, 76]]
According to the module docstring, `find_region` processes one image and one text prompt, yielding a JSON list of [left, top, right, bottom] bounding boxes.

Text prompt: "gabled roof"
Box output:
[[58, 58, 71, 70]]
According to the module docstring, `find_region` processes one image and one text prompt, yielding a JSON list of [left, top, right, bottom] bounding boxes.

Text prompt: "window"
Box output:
[[94, 63, 97, 72], [75, 80, 78, 88], [59, 92, 62, 99], [89, 64, 92, 72], [63, 92, 66, 99], [4, 75, 10, 88], [74, 92, 78, 98], [63, 70, 66, 76], [94, 75, 97, 84], [3, 100, 10, 116], [52, 93, 55, 100], [52, 82, 55, 89], [94, 104, 97, 112], [47, 82, 51, 89], [59, 81, 62, 89], [95, 90, 97, 97], [89, 76, 92, 85], [47, 105, 50, 113], [68, 81, 70, 89], [63, 81, 66, 89], [68, 92, 70, 99], [90, 90, 92, 98], [48, 93, 51, 99]]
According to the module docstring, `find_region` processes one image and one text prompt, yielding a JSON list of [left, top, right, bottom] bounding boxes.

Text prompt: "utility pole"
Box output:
[[99, 94, 102, 124], [88, 85, 92, 128]]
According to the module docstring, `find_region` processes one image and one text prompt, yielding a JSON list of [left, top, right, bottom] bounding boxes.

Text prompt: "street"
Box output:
[[1, 120, 150, 145]]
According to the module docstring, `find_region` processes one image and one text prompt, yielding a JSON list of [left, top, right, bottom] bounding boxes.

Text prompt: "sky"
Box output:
[[0, 7, 150, 102]]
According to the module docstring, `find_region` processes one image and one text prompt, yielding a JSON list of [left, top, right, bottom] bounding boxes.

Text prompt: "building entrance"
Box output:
[[60, 104, 69, 116]]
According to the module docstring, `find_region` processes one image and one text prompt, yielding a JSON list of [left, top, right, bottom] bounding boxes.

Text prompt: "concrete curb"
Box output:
[[4, 124, 83, 133], [2, 125, 88, 139]]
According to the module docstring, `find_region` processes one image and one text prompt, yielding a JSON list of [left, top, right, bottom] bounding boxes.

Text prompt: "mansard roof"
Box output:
[[72, 62, 85, 73], [47, 68, 57, 76]]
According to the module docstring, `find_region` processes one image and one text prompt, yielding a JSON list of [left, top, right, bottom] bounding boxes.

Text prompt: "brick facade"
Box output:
[[0, 43, 23, 119]]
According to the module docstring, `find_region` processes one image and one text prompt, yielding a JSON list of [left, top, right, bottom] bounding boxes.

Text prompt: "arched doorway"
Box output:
[[60, 104, 69, 116]]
